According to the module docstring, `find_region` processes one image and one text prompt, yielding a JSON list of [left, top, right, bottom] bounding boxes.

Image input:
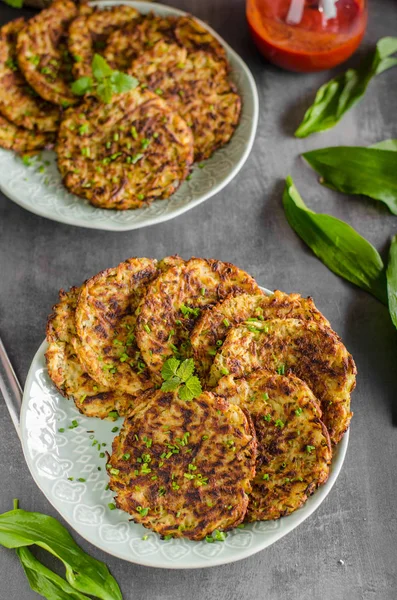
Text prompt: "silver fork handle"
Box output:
[[0, 336, 22, 439]]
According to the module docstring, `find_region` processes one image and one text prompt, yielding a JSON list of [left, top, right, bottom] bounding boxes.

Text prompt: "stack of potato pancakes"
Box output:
[[0, 1, 241, 209], [46, 256, 356, 540]]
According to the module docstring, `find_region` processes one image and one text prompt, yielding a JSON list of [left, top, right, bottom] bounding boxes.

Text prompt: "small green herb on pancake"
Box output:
[[161, 357, 202, 401], [71, 54, 138, 104]]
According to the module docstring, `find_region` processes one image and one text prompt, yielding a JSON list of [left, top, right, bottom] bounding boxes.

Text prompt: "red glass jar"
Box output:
[[246, 0, 368, 72]]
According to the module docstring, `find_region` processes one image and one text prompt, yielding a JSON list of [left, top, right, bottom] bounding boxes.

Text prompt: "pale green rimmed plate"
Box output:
[[20, 286, 348, 568], [0, 1, 258, 231]]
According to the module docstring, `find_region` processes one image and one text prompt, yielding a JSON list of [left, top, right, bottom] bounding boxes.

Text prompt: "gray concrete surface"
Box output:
[[1, 1, 396, 598]]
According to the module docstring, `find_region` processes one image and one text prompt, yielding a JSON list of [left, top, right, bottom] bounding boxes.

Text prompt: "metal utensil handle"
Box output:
[[0, 336, 22, 439]]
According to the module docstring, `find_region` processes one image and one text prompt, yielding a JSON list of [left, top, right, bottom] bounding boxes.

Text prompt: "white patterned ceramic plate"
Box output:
[[20, 286, 348, 569], [0, 1, 258, 231]]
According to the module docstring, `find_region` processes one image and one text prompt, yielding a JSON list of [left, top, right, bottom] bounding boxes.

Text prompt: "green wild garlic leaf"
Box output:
[[303, 141, 397, 215], [0, 506, 122, 600], [371, 139, 397, 152], [16, 546, 91, 600], [387, 235, 397, 330], [295, 37, 397, 137], [282, 176, 387, 304], [2, 0, 23, 6]]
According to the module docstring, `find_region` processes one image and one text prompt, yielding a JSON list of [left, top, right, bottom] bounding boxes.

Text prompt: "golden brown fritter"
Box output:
[[0, 114, 54, 154], [56, 87, 194, 209], [130, 41, 241, 160], [210, 318, 356, 444], [16, 0, 79, 107], [74, 257, 159, 396], [107, 389, 256, 540], [0, 20, 60, 132], [46, 287, 135, 419], [191, 290, 330, 383], [104, 13, 227, 72], [215, 371, 332, 521], [136, 257, 261, 383], [104, 14, 177, 71], [174, 15, 227, 60], [68, 5, 140, 80]]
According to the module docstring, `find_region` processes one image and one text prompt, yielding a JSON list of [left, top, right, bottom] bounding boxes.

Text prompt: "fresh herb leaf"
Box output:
[[179, 376, 202, 402], [71, 54, 138, 104], [160, 358, 202, 400], [16, 546, 90, 600], [160, 376, 181, 392], [303, 142, 397, 215], [283, 176, 387, 305], [0, 504, 122, 600], [371, 139, 397, 152], [92, 55, 113, 80], [176, 358, 195, 382], [110, 71, 138, 93], [96, 80, 113, 104], [387, 235, 397, 329], [295, 37, 397, 138], [161, 357, 180, 381], [70, 77, 93, 96]]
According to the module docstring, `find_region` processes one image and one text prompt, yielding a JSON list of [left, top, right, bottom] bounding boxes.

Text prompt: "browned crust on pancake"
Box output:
[[16, 0, 79, 107], [108, 389, 256, 540]]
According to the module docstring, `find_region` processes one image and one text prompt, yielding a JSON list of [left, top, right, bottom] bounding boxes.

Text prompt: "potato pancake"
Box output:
[[130, 41, 241, 160], [105, 14, 226, 72], [174, 15, 227, 60], [74, 257, 160, 397], [210, 318, 356, 444], [104, 14, 177, 71], [136, 257, 261, 383], [215, 371, 331, 521], [68, 6, 140, 80], [16, 0, 79, 107], [191, 290, 330, 382], [107, 389, 256, 540], [0, 114, 54, 154], [0, 20, 59, 132], [56, 87, 194, 209], [46, 287, 135, 418]]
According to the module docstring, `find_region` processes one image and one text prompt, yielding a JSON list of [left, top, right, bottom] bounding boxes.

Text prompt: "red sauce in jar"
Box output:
[[246, 0, 368, 72]]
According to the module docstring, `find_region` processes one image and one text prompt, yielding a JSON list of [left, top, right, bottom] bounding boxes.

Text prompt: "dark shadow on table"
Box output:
[[343, 291, 397, 427]]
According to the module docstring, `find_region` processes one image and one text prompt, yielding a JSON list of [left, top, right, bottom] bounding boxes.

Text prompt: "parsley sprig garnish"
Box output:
[[161, 357, 202, 401], [71, 54, 138, 104]]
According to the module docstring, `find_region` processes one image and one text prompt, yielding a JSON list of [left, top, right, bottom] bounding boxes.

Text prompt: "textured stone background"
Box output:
[[0, 1, 396, 598]]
